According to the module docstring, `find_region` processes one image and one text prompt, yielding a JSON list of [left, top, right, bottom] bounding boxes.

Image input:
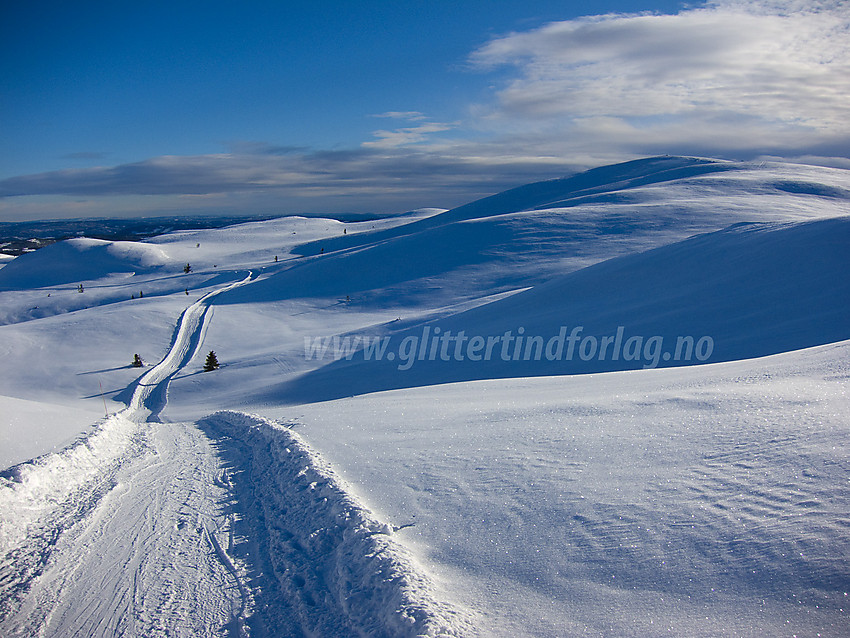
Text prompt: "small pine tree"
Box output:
[[184, 263, 192, 273], [203, 350, 220, 372], [132, 354, 143, 368]]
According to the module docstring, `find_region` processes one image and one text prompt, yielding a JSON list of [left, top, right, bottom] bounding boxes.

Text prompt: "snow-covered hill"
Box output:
[[0, 157, 848, 637], [218, 156, 843, 306], [272, 216, 850, 403], [0, 238, 171, 290]]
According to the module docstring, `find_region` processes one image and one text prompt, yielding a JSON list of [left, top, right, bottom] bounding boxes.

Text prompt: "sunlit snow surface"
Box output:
[[0, 157, 848, 636], [275, 342, 850, 636]]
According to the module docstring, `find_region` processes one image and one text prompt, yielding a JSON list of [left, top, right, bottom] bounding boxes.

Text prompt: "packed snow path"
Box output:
[[0, 274, 255, 635], [0, 273, 469, 637], [1, 420, 253, 637], [126, 272, 254, 421]]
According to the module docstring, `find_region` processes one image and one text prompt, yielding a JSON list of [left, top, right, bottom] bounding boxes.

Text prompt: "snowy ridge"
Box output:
[[292, 156, 733, 257], [199, 410, 474, 637]]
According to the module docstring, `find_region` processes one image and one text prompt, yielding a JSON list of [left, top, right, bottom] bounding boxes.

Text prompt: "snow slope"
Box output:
[[272, 339, 850, 637], [270, 216, 850, 403], [1, 269, 466, 636], [0, 395, 102, 469], [1, 156, 849, 636], [220, 156, 847, 307], [0, 238, 171, 290]]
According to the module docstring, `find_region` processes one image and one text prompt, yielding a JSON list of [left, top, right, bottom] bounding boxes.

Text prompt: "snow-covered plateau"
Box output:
[[0, 156, 848, 637]]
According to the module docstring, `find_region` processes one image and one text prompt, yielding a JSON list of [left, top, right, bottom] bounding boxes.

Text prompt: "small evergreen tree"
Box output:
[[132, 354, 143, 368], [184, 263, 192, 273], [203, 350, 220, 371]]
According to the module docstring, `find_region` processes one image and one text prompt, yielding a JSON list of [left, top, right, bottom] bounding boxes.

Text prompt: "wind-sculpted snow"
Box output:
[[284, 340, 850, 636], [199, 410, 473, 637]]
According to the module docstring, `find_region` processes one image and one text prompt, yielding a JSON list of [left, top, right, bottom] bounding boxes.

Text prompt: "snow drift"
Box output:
[[199, 411, 472, 637]]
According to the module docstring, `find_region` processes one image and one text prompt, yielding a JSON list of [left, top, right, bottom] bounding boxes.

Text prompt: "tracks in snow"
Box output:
[[128, 272, 253, 421], [200, 411, 473, 637], [0, 271, 470, 637], [0, 273, 253, 632], [2, 421, 252, 637]]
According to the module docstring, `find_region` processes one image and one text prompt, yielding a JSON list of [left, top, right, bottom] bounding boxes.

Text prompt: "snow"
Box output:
[[200, 410, 473, 636], [0, 395, 101, 469], [269, 341, 850, 636], [3, 418, 248, 637], [0, 238, 171, 290], [268, 216, 850, 404], [0, 156, 848, 636]]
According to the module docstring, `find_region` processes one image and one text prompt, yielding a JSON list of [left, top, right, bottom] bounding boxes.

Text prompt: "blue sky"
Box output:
[[1, 0, 848, 221]]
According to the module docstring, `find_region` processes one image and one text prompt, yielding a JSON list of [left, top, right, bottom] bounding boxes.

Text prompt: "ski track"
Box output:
[[3, 421, 251, 637], [0, 273, 256, 634], [0, 271, 470, 637]]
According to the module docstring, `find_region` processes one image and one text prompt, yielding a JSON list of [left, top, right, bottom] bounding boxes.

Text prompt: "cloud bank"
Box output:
[[468, 0, 850, 154]]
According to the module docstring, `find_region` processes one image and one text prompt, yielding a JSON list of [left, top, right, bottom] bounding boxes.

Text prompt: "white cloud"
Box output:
[[370, 111, 428, 121], [363, 121, 458, 149], [469, 1, 850, 147]]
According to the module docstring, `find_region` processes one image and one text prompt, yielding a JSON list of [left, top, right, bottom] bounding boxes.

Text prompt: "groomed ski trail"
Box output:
[[128, 272, 254, 421], [1, 420, 256, 637], [0, 273, 255, 634]]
